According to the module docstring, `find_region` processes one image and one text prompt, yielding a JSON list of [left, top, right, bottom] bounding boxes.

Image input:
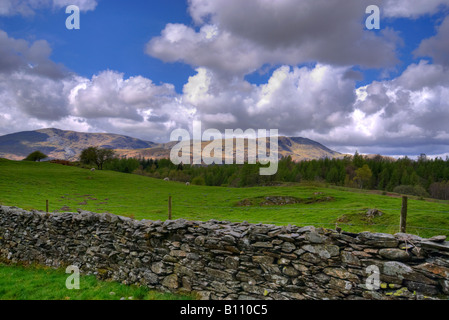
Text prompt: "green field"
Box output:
[[0, 263, 193, 300], [1, 158, 449, 237]]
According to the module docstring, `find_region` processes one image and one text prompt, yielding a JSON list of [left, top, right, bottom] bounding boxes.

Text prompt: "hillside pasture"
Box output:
[[1, 158, 448, 237]]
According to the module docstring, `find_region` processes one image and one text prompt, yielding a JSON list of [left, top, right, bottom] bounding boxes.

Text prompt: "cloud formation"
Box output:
[[1, 1, 449, 157], [147, 0, 401, 76], [181, 65, 357, 136], [415, 16, 449, 66], [383, 0, 449, 18], [0, 29, 191, 140], [308, 61, 449, 155], [0, 30, 67, 79], [70, 71, 176, 121]]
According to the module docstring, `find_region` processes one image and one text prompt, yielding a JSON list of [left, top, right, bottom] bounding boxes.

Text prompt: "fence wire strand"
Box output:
[[5, 200, 449, 233]]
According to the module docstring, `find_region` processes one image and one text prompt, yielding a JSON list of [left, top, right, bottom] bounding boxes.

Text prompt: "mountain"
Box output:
[[0, 128, 156, 161], [0, 128, 342, 162], [115, 136, 342, 162], [277, 136, 341, 161]]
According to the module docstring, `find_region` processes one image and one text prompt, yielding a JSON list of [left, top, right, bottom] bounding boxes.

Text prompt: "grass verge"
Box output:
[[1, 158, 448, 237], [0, 262, 194, 300]]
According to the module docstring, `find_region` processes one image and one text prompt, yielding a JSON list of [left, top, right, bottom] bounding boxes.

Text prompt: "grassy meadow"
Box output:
[[0, 263, 193, 300], [1, 158, 448, 238], [1, 158, 449, 300]]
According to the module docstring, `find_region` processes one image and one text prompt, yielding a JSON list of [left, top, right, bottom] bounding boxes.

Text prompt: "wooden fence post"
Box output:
[[168, 195, 172, 220], [400, 196, 407, 233]]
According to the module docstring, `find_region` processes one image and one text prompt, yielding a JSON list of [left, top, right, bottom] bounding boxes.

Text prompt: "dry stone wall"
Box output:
[[1, 205, 449, 300]]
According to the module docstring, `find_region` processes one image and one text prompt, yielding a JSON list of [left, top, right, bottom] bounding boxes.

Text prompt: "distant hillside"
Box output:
[[277, 137, 341, 161], [115, 136, 342, 162], [0, 128, 341, 161], [0, 128, 156, 161]]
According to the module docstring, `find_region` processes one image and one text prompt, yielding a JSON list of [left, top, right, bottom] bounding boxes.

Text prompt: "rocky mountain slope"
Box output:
[[0, 128, 341, 161]]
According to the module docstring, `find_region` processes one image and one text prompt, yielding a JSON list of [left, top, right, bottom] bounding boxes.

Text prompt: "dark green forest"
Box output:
[[103, 152, 449, 200]]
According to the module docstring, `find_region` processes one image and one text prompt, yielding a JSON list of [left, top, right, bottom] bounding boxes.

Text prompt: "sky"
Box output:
[[0, 0, 449, 157]]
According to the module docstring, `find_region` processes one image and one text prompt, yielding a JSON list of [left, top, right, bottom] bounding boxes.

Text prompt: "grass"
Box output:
[[0, 158, 448, 239], [0, 262, 193, 300], [1, 158, 449, 300]]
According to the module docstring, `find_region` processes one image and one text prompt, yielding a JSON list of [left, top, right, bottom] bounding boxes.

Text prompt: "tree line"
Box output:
[[26, 146, 446, 201], [97, 150, 449, 200]]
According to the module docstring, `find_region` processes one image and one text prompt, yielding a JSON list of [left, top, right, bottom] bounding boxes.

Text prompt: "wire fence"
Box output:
[[6, 197, 449, 234], [12, 202, 449, 213]]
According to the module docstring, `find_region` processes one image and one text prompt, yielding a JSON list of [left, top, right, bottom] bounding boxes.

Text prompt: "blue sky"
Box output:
[[0, 0, 195, 90], [0, 1, 442, 89], [1, 0, 449, 157]]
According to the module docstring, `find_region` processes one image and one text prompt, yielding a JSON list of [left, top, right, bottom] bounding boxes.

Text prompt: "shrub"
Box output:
[[104, 157, 140, 173], [393, 185, 429, 197], [24, 151, 48, 162], [191, 176, 206, 186]]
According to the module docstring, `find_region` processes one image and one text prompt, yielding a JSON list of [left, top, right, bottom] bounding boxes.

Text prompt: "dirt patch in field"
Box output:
[[336, 215, 350, 223], [385, 193, 401, 198], [235, 195, 335, 207]]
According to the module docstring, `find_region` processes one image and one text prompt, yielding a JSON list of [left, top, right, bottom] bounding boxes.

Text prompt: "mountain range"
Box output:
[[0, 128, 342, 162]]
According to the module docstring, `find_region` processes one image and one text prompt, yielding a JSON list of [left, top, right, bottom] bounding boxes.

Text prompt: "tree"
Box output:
[[24, 151, 48, 162], [354, 164, 373, 189], [353, 151, 365, 168], [80, 147, 115, 170], [418, 153, 428, 162], [326, 166, 340, 184], [96, 148, 115, 170], [80, 147, 97, 165]]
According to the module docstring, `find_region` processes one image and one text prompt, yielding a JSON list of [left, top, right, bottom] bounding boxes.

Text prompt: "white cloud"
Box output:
[[0, 30, 190, 140], [304, 61, 449, 155], [0, 72, 74, 120], [181, 64, 357, 135], [415, 16, 449, 66], [396, 60, 449, 89], [0, 31, 77, 123], [2, 55, 449, 155], [146, 23, 268, 76], [0, 30, 66, 79], [70, 70, 176, 121], [383, 0, 449, 18], [202, 113, 236, 125], [147, 0, 401, 76], [52, 0, 97, 11], [183, 68, 213, 105]]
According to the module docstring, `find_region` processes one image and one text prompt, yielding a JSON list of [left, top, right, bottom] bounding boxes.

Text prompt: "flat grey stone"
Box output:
[[427, 235, 447, 243], [421, 241, 449, 252], [379, 248, 410, 261]]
